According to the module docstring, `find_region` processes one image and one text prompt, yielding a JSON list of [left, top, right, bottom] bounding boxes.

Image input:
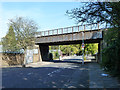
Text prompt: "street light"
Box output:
[[81, 25, 85, 65], [82, 32, 84, 65]]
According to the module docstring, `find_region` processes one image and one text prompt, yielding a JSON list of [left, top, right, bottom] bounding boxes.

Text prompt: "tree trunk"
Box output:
[[22, 49, 26, 67]]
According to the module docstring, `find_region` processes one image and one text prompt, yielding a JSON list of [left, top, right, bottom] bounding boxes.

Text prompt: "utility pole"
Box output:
[[82, 32, 84, 65], [59, 45, 60, 61], [82, 25, 85, 65]]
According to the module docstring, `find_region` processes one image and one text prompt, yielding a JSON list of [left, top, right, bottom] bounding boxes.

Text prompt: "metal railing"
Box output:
[[36, 23, 105, 37]]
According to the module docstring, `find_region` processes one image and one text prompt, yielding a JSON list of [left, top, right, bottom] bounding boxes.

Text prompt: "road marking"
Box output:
[[47, 68, 64, 77]]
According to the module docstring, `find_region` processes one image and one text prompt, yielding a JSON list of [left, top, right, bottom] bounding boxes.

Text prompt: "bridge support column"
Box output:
[[38, 45, 49, 61]]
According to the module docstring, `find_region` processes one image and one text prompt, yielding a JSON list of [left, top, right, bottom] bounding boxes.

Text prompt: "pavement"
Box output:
[[89, 62, 120, 88], [26, 61, 53, 67]]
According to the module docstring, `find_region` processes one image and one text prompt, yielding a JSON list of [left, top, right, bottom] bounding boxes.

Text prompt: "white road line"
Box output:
[[47, 68, 65, 77]]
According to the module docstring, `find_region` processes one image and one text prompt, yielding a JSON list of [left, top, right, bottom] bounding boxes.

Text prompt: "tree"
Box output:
[[60, 45, 71, 56], [85, 43, 98, 55], [9, 17, 38, 51], [6, 17, 38, 66], [66, 2, 120, 27], [2, 25, 18, 52], [66, 2, 120, 76], [0, 41, 2, 45], [51, 44, 97, 56]]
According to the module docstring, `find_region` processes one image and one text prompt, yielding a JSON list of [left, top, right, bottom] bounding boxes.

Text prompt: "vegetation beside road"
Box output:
[[66, 2, 120, 77], [1, 17, 38, 52], [49, 43, 98, 60], [1, 17, 38, 66]]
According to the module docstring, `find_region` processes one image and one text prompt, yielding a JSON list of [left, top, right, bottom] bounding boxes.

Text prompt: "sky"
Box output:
[[0, 2, 83, 40]]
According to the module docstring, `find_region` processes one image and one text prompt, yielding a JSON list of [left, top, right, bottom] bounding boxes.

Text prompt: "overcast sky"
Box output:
[[0, 2, 83, 40]]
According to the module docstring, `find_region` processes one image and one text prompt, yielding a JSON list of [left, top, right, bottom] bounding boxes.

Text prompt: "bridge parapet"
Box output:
[[36, 23, 105, 37]]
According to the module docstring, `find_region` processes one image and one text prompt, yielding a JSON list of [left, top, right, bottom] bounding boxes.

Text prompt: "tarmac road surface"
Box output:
[[2, 56, 120, 88], [2, 62, 89, 88]]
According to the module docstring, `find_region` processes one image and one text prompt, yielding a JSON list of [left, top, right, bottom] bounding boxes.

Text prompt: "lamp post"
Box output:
[[59, 45, 60, 61], [82, 32, 84, 65], [82, 25, 85, 65]]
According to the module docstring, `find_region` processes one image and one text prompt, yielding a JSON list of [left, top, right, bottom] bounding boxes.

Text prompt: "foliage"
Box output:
[[2, 53, 24, 66], [66, 2, 120, 27], [60, 45, 72, 56], [85, 43, 98, 55], [48, 53, 53, 60], [53, 50, 59, 59], [9, 17, 38, 50], [0, 41, 2, 45], [2, 25, 19, 52], [102, 28, 120, 76], [66, 2, 120, 76], [50, 43, 98, 56], [60, 45, 80, 55]]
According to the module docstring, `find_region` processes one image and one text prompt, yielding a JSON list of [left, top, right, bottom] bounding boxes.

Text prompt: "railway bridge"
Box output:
[[35, 23, 105, 62]]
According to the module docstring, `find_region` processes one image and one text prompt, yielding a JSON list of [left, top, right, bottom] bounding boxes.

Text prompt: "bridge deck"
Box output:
[[35, 23, 105, 45]]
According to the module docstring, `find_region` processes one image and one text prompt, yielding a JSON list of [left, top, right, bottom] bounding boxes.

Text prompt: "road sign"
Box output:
[[82, 43, 85, 48]]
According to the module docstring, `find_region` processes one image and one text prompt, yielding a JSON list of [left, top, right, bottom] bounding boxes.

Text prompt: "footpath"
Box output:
[[89, 62, 120, 88], [62, 62, 120, 88], [26, 61, 53, 67]]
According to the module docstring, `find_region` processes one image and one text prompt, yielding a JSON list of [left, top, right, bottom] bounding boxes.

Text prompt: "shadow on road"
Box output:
[[2, 63, 89, 88], [50, 59, 96, 64]]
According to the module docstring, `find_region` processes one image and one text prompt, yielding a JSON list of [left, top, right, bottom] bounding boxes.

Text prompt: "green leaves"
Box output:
[[85, 43, 98, 55], [9, 17, 38, 50], [2, 17, 38, 52], [50, 43, 98, 56], [2, 25, 18, 52], [66, 2, 120, 28], [102, 28, 120, 76]]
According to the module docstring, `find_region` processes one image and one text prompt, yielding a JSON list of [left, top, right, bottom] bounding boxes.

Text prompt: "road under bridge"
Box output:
[[35, 23, 104, 62]]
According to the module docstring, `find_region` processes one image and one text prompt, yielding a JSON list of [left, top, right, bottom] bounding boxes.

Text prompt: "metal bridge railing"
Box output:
[[36, 23, 105, 37]]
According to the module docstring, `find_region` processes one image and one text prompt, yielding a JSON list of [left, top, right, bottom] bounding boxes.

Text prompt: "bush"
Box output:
[[48, 53, 53, 60], [53, 51, 59, 59], [101, 28, 120, 76], [2, 53, 24, 66]]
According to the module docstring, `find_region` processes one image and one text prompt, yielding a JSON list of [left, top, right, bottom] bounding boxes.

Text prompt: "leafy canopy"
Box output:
[[9, 17, 38, 50], [2, 25, 18, 52], [66, 2, 120, 28]]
